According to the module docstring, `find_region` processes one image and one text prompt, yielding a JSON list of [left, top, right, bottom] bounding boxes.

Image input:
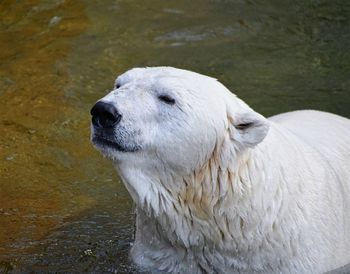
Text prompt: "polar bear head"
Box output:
[[91, 67, 269, 178], [91, 67, 270, 212]]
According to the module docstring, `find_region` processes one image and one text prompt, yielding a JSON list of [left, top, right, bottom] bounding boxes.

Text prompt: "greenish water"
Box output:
[[0, 0, 349, 273]]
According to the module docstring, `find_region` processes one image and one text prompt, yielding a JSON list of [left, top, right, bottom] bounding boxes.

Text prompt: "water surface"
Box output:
[[0, 0, 349, 273]]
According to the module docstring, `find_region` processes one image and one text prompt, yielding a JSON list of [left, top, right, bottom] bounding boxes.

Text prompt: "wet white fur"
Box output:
[[92, 67, 350, 273]]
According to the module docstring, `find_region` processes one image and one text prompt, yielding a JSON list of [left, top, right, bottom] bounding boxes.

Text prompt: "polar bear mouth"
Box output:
[[92, 134, 140, 153], [92, 135, 126, 152]]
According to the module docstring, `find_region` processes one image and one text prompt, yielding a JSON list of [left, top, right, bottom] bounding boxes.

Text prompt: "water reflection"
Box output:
[[0, 0, 349, 272]]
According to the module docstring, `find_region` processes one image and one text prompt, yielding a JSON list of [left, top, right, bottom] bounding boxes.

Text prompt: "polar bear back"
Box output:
[[269, 110, 350, 163]]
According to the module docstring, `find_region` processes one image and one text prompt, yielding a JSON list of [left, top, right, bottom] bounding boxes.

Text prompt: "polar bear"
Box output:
[[90, 67, 350, 274]]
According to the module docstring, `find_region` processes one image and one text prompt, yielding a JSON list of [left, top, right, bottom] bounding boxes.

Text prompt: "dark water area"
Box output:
[[0, 0, 349, 273]]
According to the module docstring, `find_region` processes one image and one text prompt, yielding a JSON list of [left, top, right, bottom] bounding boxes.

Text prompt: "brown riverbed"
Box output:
[[0, 0, 91, 252]]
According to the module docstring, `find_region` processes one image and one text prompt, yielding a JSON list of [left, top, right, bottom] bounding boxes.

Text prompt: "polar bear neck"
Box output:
[[154, 149, 270, 248], [120, 129, 293, 253]]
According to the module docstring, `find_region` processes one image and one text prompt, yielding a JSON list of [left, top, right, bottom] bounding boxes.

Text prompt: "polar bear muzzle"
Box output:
[[90, 101, 140, 153]]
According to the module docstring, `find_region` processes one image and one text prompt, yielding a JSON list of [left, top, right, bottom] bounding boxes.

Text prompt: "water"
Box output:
[[0, 0, 349, 273]]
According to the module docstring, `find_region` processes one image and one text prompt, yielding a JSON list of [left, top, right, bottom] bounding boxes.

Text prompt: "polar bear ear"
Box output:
[[228, 110, 270, 148]]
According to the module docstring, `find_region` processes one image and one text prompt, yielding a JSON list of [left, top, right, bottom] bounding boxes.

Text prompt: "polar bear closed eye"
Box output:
[[91, 67, 350, 274]]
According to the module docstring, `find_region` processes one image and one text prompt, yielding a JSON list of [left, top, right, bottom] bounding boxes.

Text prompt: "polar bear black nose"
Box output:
[[90, 101, 122, 128]]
